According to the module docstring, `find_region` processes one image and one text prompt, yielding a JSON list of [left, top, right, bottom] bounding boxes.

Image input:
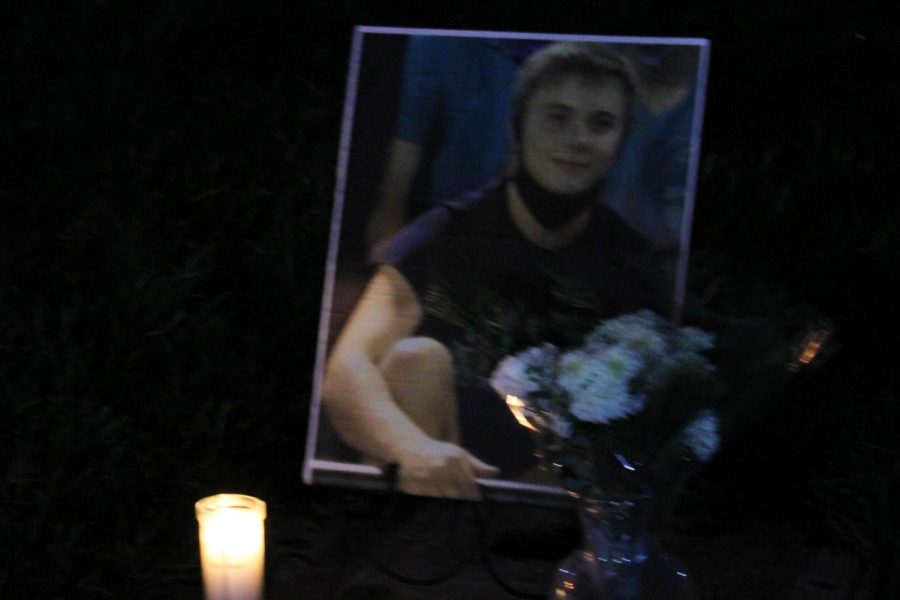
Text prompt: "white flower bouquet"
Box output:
[[490, 310, 723, 496]]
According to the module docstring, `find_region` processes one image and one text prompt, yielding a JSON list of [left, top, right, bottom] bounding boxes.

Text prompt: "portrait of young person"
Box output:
[[304, 29, 719, 502]]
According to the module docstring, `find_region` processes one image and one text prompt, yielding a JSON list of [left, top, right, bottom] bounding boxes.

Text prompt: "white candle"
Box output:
[[196, 494, 266, 600]]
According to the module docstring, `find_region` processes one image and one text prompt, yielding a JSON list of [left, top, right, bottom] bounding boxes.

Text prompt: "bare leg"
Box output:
[[379, 336, 459, 444]]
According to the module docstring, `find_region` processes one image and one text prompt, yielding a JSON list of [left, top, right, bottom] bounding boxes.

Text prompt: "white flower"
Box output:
[[559, 346, 647, 424], [587, 310, 669, 358], [671, 327, 716, 353], [489, 344, 559, 400], [682, 410, 720, 462], [569, 386, 647, 424], [550, 414, 573, 439], [489, 355, 540, 400], [659, 350, 717, 378], [518, 344, 559, 373]]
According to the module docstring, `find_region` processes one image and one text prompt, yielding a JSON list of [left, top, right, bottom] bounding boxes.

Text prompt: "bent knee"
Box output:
[[381, 337, 454, 375]]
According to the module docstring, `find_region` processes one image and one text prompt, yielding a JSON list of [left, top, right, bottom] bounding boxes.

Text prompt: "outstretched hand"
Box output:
[[395, 440, 500, 501]]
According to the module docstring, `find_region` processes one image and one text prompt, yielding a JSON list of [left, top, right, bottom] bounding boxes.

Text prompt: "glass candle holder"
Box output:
[[196, 494, 266, 600]]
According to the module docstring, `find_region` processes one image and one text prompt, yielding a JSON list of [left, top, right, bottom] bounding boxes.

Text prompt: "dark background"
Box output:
[[1, 1, 897, 598]]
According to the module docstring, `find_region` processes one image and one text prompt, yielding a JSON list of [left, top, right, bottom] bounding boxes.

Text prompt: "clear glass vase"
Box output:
[[548, 493, 696, 600]]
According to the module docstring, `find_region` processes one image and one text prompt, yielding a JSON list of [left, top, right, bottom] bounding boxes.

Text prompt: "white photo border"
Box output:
[[304, 26, 711, 504]]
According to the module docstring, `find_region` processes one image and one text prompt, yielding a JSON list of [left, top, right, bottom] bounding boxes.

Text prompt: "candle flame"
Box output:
[[200, 508, 264, 565], [789, 327, 833, 371], [798, 336, 825, 364], [505, 395, 538, 431]]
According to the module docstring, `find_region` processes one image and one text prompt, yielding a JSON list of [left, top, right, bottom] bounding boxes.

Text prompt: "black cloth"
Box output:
[[378, 182, 675, 477]]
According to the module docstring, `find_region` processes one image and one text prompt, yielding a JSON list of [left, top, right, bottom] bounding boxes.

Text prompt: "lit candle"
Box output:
[[505, 395, 538, 431], [196, 494, 266, 600]]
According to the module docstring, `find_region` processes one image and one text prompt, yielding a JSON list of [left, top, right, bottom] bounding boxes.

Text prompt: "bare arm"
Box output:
[[323, 265, 498, 499], [365, 140, 423, 261]]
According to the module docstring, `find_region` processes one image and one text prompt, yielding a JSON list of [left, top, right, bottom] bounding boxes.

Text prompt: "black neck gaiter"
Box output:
[[513, 167, 602, 230]]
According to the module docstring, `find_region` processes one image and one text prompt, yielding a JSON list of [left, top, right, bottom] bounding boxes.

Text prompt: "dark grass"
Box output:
[[1, 1, 898, 598]]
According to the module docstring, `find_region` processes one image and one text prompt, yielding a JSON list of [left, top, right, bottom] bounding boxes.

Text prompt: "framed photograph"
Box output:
[[303, 26, 711, 504]]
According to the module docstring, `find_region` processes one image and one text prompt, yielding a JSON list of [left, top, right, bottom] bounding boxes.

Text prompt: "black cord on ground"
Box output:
[[360, 471, 570, 596], [361, 466, 477, 586], [475, 502, 557, 599], [481, 550, 547, 600]]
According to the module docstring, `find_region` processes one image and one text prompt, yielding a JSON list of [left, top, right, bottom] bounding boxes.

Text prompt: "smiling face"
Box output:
[[519, 74, 629, 196]]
